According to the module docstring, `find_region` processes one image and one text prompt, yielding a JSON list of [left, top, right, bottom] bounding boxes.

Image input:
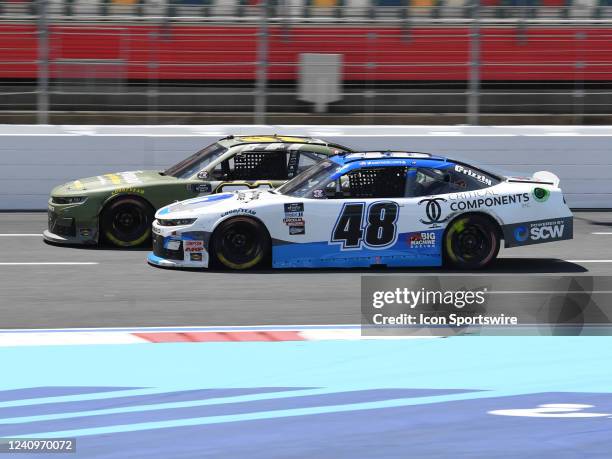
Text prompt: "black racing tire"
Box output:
[[443, 214, 500, 270], [211, 217, 270, 270], [100, 197, 154, 248]]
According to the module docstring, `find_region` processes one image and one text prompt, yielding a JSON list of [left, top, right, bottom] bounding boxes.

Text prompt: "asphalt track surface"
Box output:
[[1, 211, 611, 329]]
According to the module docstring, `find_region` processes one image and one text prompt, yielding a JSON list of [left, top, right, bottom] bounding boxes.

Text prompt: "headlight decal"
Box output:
[[157, 218, 197, 227], [51, 196, 87, 205]]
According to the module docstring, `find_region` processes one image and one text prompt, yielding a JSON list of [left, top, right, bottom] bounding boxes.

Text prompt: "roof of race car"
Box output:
[[326, 152, 505, 182], [217, 134, 353, 153], [344, 150, 446, 163], [330, 151, 448, 165], [326, 152, 454, 178], [221, 135, 335, 146]]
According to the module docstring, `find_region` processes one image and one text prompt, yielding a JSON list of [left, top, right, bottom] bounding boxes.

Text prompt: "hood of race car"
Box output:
[[156, 189, 281, 219], [52, 170, 177, 196]]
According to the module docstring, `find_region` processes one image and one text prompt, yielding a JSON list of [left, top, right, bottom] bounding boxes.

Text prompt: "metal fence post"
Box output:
[[37, 0, 50, 124], [467, 0, 480, 125], [254, 0, 269, 125], [148, 30, 159, 125]]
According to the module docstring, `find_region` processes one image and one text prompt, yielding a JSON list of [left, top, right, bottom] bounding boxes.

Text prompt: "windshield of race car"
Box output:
[[164, 143, 228, 179], [276, 160, 338, 197]]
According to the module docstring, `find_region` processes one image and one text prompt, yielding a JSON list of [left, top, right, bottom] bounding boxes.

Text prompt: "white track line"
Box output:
[[0, 234, 42, 236], [0, 325, 364, 333], [0, 262, 98, 266], [592, 232, 612, 235], [566, 260, 612, 263]]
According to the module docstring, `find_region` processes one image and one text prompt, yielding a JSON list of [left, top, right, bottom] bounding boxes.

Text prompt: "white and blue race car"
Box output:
[[147, 152, 573, 270]]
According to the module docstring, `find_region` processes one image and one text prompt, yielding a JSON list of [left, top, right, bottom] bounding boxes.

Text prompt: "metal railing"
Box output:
[[1, 0, 612, 124]]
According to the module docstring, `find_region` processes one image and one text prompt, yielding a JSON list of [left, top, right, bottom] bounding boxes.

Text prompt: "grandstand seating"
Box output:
[[3, 0, 612, 19]]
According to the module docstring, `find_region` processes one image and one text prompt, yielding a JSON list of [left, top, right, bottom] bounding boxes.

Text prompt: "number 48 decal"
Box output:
[[331, 201, 399, 249]]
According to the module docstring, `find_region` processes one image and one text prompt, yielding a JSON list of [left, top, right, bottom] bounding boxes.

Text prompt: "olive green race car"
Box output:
[[44, 135, 352, 247]]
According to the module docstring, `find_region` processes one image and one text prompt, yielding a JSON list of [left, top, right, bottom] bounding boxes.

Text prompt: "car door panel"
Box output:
[[272, 196, 443, 268]]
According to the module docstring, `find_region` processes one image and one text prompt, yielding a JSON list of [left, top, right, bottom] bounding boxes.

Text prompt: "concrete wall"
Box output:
[[1, 125, 610, 209]]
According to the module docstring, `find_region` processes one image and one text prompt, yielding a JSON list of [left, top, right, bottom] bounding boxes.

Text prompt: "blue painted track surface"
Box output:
[[2, 338, 612, 458]]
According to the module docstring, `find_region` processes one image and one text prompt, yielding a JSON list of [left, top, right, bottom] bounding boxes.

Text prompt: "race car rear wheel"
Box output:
[[211, 217, 270, 270], [100, 197, 154, 248], [444, 214, 500, 270]]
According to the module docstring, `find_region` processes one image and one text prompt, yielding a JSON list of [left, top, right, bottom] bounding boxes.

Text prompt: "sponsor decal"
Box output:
[[283, 202, 305, 226], [528, 220, 565, 241], [532, 187, 550, 203], [418, 197, 448, 228], [450, 193, 530, 212], [220, 208, 256, 217], [313, 189, 325, 199], [165, 239, 181, 250], [79, 228, 92, 237], [408, 231, 437, 249], [284, 202, 304, 214], [504, 217, 573, 247], [237, 191, 262, 202], [111, 187, 145, 196], [190, 253, 203, 261], [447, 189, 499, 201], [197, 171, 210, 179], [284, 202, 306, 232], [184, 240, 204, 252], [454, 165, 492, 186], [190, 183, 212, 194], [513, 225, 528, 242]]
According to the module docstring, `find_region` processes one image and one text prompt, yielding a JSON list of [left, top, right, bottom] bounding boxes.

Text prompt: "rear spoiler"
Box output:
[[507, 171, 560, 187]]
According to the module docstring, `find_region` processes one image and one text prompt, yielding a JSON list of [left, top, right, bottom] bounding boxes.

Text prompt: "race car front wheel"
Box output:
[[211, 217, 270, 270], [444, 214, 500, 270], [100, 197, 154, 248]]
